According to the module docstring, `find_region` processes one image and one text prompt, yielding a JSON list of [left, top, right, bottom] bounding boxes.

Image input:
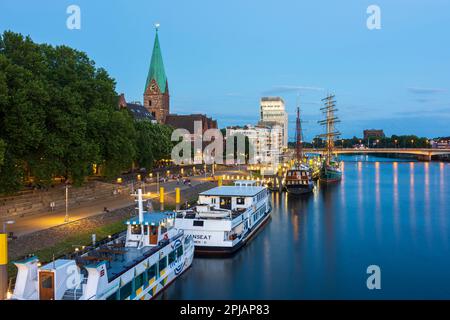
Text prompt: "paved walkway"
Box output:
[[7, 175, 209, 237]]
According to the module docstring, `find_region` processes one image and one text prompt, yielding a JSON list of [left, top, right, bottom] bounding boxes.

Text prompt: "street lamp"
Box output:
[[394, 139, 398, 148], [64, 182, 70, 223], [411, 139, 414, 147]]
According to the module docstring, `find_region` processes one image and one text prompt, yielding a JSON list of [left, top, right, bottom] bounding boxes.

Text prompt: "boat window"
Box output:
[[131, 225, 142, 235], [159, 256, 167, 271], [236, 197, 245, 205], [168, 250, 176, 264], [134, 272, 144, 290], [147, 264, 157, 280], [119, 281, 132, 300], [220, 197, 232, 210], [193, 220, 204, 227], [40, 274, 53, 289], [176, 245, 184, 258]]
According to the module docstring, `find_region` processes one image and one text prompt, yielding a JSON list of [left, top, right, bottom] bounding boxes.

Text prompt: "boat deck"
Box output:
[[76, 232, 183, 282]]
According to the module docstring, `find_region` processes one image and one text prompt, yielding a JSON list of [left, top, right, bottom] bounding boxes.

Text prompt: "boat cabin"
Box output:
[[197, 181, 268, 212], [125, 212, 176, 247]]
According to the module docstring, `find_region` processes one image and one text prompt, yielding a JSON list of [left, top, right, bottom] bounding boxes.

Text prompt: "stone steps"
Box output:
[[0, 181, 130, 219]]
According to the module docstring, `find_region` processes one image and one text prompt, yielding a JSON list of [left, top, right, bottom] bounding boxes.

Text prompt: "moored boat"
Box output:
[[285, 104, 315, 194], [285, 163, 314, 194], [174, 180, 272, 256], [10, 189, 194, 300], [318, 93, 342, 183], [319, 159, 342, 183]]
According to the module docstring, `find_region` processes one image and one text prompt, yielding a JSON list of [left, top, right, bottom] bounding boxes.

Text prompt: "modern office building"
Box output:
[[259, 97, 288, 148]]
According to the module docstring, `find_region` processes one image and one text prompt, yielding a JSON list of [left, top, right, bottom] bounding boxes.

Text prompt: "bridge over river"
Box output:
[[302, 148, 450, 161]]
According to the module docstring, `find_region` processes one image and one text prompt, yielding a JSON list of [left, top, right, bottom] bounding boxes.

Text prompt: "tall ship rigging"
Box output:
[[318, 94, 342, 183], [284, 103, 314, 194]]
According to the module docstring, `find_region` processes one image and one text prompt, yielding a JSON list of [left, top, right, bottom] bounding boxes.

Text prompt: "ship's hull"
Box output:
[[285, 182, 314, 195], [319, 167, 342, 183], [194, 204, 272, 257]]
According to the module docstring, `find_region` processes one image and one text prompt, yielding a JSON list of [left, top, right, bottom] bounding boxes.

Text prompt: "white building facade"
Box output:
[[226, 125, 282, 166], [259, 97, 288, 148]]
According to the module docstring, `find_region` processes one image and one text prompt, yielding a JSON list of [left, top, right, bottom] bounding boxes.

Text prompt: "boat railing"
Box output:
[[107, 231, 184, 282]]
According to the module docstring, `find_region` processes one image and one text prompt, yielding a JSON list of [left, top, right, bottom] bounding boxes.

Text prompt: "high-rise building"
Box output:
[[259, 97, 288, 147], [143, 27, 170, 123]]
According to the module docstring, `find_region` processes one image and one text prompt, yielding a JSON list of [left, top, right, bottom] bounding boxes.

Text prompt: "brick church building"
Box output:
[[142, 27, 217, 133], [143, 28, 170, 123]]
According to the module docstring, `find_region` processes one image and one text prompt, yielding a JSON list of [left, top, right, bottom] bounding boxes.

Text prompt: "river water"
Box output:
[[160, 156, 450, 299]]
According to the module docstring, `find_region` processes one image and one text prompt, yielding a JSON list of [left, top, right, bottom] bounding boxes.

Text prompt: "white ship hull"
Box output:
[[175, 181, 272, 256]]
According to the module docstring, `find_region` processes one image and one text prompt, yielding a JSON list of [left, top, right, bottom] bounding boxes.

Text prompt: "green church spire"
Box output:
[[145, 26, 168, 94]]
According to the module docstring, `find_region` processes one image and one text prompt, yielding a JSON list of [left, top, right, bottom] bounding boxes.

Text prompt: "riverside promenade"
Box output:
[[7, 175, 210, 237], [5, 166, 246, 238]]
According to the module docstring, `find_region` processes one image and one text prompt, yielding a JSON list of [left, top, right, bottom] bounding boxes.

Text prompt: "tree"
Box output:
[[0, 31, 137, 192], [134, 121, 174, 169]]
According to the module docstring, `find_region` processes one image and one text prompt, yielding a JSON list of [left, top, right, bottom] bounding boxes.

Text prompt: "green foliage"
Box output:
[[307, 135, 431, 149], [0, 31, 171, 193], [0, 139, 5, 166], [134, 121, 173, 169]]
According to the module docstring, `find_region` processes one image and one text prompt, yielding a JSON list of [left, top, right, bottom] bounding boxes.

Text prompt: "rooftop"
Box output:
[[125, 211, 175, 226], [200, 185, 266, 197], [261, 97, 285, 103], [126, 103, 155, 122]]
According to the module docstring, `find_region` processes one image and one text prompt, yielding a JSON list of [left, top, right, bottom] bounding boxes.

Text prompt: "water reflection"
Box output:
[[375, 162, 381, 241], [393, 162, 399, 239], [409, 162, 416, 242], [162, 156, 450, 299]]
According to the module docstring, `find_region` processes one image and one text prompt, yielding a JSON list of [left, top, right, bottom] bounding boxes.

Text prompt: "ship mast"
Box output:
[[295, 105, 303, 162], [318, 94, 340, 165]]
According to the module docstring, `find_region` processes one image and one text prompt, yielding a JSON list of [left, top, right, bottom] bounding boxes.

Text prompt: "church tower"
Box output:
[[144, 26, 169, 123]]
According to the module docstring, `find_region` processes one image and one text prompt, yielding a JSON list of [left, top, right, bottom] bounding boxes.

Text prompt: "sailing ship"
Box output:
[[174, 180, 272, 256], [285, 105, 314, 194], [318, 94, 342, 183], [10, 189, 194, 300]]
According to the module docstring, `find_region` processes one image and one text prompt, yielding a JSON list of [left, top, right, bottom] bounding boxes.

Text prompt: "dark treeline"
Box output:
[[290, 135, 431, 149], [0, 31, 173, 194]]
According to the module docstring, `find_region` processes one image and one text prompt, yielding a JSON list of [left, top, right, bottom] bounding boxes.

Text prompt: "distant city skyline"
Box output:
[[1, 0, 449, 140]]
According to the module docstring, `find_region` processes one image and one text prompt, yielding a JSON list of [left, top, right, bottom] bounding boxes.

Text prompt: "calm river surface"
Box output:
[[160, 155, 450, 299]]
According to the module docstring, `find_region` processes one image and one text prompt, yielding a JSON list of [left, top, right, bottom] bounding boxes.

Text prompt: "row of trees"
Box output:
[[309, 135, 430, 149], [0, 31, 173, 194]]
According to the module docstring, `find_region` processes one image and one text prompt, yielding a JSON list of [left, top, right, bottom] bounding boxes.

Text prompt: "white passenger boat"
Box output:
[[174, 180, 272, 256], [10, 189, 194, 300]]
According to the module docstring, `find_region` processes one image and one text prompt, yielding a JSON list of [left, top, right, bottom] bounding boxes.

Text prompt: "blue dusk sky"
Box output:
[[1, 0, 449, 141]]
